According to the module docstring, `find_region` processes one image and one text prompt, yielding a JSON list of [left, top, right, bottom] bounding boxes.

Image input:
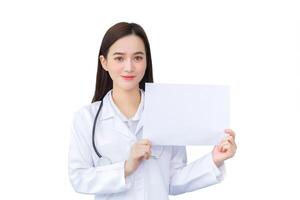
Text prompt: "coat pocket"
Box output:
[[96, 142, 130, 165]]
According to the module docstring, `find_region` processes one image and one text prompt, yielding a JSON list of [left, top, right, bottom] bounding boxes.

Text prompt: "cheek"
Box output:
[[136, 68, 146, 81], [109, 65, 123, 76], [136, 62, 147, 75], [107, 69, 122, 83]]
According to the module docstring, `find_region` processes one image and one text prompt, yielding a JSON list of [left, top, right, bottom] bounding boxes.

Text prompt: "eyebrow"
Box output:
[[112, 51, 145, 56]]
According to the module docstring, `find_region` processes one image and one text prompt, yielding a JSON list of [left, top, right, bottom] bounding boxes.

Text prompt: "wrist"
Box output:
[[125, 160, 133, 177], [212, 154, 224, 168], [213, 159, 224, 168]]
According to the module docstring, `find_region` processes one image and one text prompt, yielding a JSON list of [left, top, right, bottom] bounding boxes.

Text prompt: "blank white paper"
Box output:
[[142, 83, 230, 145]]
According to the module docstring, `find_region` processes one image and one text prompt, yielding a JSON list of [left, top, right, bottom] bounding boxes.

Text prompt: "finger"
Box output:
[[142, 145, 151, 155], [224, 143, 231, 150], [221, 145, 230, 153], [140, 151, 150, 160], [226, 135, 234, 144], [138, 139, 152, 146], [221, 145, 229, 152], [220, 141, 230, 152], [136, 145, 149, 157], [227, 136, 237, 149], [143, 152, 148, 160], [143, 151, 151, 160], [138, 144, 151, 150], [220, 139, 229, 146], [226, 141, 236, 152], [220, 145, 224, 152], [225, 129, 234, 135], [218, 141, 225, 152], [217, 140, 226, 152], [225, 129, 236, 140], [219, 137, 228, 145]]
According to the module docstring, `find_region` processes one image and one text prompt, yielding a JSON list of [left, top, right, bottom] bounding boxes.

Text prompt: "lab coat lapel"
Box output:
[[99, 92, 135, 140], [134, 112, 144, 136], [98, 94, 114, 120], [100, 89, 144, 140], [113, 116, 136, 140], [113, 106, 145, 138]]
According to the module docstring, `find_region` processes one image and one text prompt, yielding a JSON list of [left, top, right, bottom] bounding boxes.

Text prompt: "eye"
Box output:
[[114, 57, 124, 62], [134, 56, 143, 61]]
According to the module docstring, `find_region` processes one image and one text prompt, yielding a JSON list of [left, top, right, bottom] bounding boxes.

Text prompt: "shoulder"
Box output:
[[72, 101, 102, 124]]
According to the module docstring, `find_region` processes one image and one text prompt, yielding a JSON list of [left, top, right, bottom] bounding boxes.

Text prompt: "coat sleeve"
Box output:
[[169, 146, 226, 195], [68, 108, 133, 195]]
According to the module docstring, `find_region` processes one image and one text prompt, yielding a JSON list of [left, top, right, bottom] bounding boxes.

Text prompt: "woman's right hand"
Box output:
[[125, 139, 152, 177]]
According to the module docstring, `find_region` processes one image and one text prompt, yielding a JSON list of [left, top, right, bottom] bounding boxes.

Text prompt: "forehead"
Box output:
[[108, 35, 145, 55]]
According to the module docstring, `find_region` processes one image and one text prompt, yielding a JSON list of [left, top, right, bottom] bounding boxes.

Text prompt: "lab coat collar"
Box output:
[[98, 89, 145, 139], [98, 91, 115, 121], [108, 88, 144, 122]]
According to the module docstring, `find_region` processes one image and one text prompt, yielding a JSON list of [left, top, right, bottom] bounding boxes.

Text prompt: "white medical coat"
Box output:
[[68, 89, 225, 200]]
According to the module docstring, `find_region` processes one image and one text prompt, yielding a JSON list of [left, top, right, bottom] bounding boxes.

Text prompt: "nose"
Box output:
[[124, 59, 134, 72]]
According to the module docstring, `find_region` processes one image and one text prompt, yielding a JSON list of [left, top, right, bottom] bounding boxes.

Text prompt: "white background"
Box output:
[[0, 0, 299, 199]]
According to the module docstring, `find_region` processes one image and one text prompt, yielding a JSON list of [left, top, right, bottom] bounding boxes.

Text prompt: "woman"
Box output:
[[68, 22, 237, 200]]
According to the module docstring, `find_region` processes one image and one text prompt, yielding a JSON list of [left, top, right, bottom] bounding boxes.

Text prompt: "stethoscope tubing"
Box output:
[[92, 100, 104, 158]]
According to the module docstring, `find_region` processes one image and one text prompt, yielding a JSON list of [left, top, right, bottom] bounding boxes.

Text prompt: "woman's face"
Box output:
[[100, 34, 147, 92]]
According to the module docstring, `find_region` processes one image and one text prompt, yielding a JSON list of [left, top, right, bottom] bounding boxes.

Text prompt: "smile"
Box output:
[[121, 75, 135, 80]]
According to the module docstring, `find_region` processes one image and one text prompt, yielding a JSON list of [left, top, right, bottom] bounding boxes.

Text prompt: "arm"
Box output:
[[68, 109, 133, 194], [169, 146, 225, 195]]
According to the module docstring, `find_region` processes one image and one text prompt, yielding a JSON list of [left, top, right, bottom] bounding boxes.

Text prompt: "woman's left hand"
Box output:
[[212, 129, 237, 167]]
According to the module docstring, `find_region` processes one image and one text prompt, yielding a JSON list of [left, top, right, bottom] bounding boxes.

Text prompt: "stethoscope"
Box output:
[[91, 97, 163, 164], [92, 100, 113, 166], [92, 100, 104, 159]]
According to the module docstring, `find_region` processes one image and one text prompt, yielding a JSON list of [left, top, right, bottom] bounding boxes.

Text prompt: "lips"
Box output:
[[121, 75, 136, 80]]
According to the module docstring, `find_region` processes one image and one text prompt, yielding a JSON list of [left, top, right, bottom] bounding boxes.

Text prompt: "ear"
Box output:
[[99, 55, 108, 71]]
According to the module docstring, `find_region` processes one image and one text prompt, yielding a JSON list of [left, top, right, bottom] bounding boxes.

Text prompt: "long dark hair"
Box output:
[[91, 22, 154, 103]]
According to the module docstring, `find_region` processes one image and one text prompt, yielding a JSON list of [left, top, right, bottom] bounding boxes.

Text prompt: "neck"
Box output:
[[111, 86, 141, 110]]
